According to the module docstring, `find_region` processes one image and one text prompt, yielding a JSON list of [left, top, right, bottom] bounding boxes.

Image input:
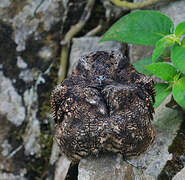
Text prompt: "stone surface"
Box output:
[[101, 0, 123, 21], [159, 0, 185, 26], [54, 155, 71, 180], [22, 78, 42, 156], [130, 0, 185, 63], [0, 72, 27, 177], [78, 153, 154, 180], [0, 0, 62, 52], [78, 154, 131, 180], [0, 0, 62, 178], [0, 71, 25, 126], [172, 167, 185, 180], [16, 56, 28, 69], [0, 173, 27, 180], [129, 45, 154, 64]]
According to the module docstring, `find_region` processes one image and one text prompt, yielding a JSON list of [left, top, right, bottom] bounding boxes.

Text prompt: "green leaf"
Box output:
[[154, 83, 171, 108], [173, 72, 181, 82], [172, 77, 185, 109], [175, 21, 185, 36], [133, 57, 153, 76], [152, 35, 175, 62], [181, 37, 185, 47], [100, 10, 174, 46], [171, 45, 185, 73], [145, 62, 177, 81]]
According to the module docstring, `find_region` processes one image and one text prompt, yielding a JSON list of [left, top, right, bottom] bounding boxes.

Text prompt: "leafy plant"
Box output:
[[101, 10, 185, 109]]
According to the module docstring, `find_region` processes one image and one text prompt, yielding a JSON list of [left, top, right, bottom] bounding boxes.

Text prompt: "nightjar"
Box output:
[[51, 51, 155, 162]]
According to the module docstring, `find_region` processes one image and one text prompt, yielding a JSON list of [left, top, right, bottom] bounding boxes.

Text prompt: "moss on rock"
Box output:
[[158, 112, 185, 180]]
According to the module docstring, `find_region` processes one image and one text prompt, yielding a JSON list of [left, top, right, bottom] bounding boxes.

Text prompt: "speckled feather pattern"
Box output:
[[51, 51, 155, 162]]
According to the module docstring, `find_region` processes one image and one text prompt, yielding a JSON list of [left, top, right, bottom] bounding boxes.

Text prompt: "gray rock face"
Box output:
[[54, 155, 71, 180], [0, 173, 27, 180], [78, 154, 134, 180], [16, 56, 28, 69], [129, 45, 154, 64], [0, 0, 62, 52], [0, 71, 25, 126], [23, 86, 41, 156], [172, 167, 185, 180], [159, 0, 185, 26], [0, 71, 27, 179], [0, 0, 62, 178], [78, 154, 155, 180]]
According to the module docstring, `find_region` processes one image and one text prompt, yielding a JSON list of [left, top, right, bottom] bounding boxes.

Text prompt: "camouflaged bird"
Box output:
[[51, 51, 155, 162]]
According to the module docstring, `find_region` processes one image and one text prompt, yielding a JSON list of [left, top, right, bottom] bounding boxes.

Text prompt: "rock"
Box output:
[[0, 71, 25, 126], [159, 0, 185, 26], [1, 140, 12, 157], [172, 167, 185, 180], [0, 172, 27, 180], [54, 155, 71, 180], [0, 0, 11, 8], [78, 153, 154, 180], [78, 154, 129, 180], [50, 141, 61, 166], [130, 0, 185, 63], [22, 75, 49, 156], [0, 0, 62, 52], [129, 45, 154, 64], [101, 0, 123, 21], [19, 70, 34, 83], [0, 83, 27, 179], [0, 0, 64, 177], [0, 1, 125, 179], [16, 56, 28, 69]]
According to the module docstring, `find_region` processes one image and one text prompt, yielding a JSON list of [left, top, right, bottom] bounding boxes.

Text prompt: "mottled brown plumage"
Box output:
[[51, 51, 155, 162]]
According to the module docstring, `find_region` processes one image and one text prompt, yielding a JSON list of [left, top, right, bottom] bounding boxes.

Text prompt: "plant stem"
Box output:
[[85, 20, 103, 37], [58, 0, 95, 83], [58, 43, 70, 83], [110, 0, 161, 9]]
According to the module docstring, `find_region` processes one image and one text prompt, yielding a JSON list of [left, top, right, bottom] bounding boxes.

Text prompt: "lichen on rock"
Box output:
[[0, 71, 25, 126]]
